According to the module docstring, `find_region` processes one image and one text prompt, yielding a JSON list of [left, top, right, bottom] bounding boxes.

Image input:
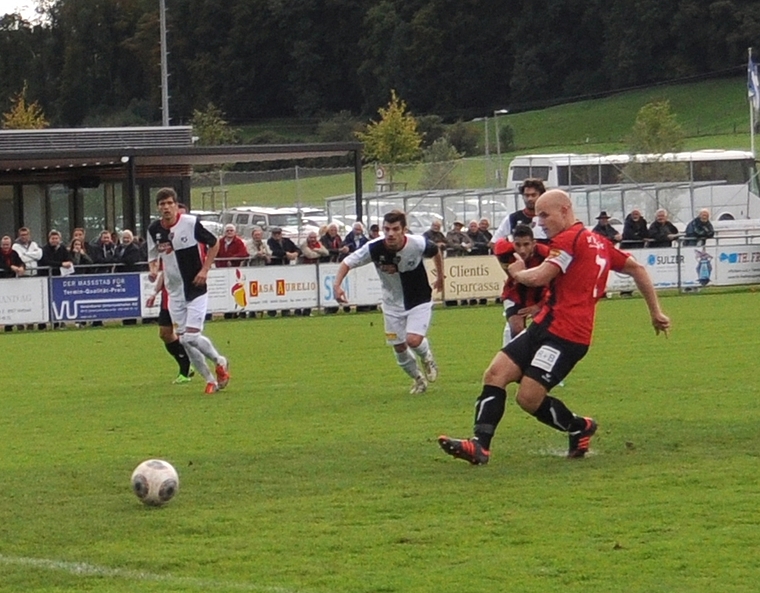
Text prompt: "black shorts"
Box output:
[[158, 306, 172, 327], [504, 302, 522, 318], [502, 322, 588, 390]]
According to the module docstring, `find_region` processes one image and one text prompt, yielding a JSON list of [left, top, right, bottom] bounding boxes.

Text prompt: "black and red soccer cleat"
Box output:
[[437, 435, 490, 465], [567, 417, 597, 458]]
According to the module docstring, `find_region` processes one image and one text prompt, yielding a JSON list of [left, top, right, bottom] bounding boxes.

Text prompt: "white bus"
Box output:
[[507, 150, 760, 226]]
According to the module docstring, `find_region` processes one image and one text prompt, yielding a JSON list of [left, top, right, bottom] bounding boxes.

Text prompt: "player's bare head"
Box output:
[[535, 190, 573, 238], [155, 187, 177, 206], [383, 209, 407, 250]]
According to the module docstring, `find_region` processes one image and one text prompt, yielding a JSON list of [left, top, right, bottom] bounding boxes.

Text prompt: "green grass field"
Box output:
[[1, 290, 759, 592]]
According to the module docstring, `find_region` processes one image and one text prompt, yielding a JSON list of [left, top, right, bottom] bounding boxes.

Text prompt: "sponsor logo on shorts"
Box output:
[[532, 345, 560, 373]]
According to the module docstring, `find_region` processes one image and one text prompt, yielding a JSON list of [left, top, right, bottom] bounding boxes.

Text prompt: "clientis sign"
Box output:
[[436, 258, 505, 299]]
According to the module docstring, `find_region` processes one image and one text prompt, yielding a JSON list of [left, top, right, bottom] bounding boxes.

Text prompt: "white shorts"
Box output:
[[168, 292, 208, 334], [383, 301, 433, 345]]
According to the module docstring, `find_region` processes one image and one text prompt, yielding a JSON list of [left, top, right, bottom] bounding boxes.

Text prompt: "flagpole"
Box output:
[[751, 48, 756, 157]]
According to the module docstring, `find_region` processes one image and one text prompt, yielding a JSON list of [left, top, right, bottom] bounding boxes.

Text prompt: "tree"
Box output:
[[2, 82, 48, 129], [446, 120, 479, 156], [624, 99, 686, 184], [190, 102, 237, 145], [418, 137, 460, 190], [316, 110, 364, 143], [357, 89, 421, 182], [627, 99, 685, 154]]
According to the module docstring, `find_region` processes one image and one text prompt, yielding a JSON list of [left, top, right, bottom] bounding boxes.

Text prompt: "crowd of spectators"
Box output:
[[1, 226, 150, 278], [1, 206, 719, 280], [615, 208, 714, 248]]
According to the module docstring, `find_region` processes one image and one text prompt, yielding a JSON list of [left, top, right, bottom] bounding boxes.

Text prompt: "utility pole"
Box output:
[[493, 109, 509, 186], [160, 0, 170, 126]]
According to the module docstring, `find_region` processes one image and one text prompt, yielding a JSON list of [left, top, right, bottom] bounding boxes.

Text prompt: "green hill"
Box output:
[[192, 76, 755, 209]]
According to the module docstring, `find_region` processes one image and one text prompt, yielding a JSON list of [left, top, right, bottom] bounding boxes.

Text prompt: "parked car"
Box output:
[[191, 210, 223, 236]]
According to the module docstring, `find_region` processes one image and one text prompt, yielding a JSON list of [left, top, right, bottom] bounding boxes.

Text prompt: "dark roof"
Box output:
[[0, 126, 194, 154], [0, 127, 362, 172]]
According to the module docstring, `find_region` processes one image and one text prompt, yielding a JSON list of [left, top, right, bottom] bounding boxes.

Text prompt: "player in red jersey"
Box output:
[[439, 190, 670, 464], [494, 224, 550, 347]]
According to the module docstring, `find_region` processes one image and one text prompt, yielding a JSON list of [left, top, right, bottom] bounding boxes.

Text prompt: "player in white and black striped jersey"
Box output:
[[333, 210, 444, 395], [147, 188, 230, 394]]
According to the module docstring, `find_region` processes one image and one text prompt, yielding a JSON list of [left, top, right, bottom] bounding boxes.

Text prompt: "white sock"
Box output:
[[394, 347, 420, 378], [194, 334, 222, 364], [181, 339, 215, 383], [411, 338, 431, 361]]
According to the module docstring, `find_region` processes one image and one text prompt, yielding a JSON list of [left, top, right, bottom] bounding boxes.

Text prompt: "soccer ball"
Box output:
[[131, 459, 179, 506]]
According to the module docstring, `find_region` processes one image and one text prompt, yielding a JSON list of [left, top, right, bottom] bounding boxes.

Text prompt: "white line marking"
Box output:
[[0, 554, 300, 592]]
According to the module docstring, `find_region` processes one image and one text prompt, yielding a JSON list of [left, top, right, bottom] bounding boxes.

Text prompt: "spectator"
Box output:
[[591, 211, 621, 244], [423, 219, 448, 253], [39, 229, 73, 276], [648, 209, 680, 248], [216, 224, 249, 267], [1, 235, 24, 331], [446, 221, 471, 257], [684, 209, 715, 246], [492, 178, 548, 243], [0, 235, 24, 277], [72, 227, 98, 263], [300, 232, 329, 264], [621, 209, 649, 248], [321, 223, 349, 262], [92, 229, 118, 272], [368, 224, 381, 240], [12, 227, 42, 276], [116, 230, 144, 272], [479, 218, 493, 246], [466, 220, 490, 255], [68, 238, 94, 272], [246, 227, 272, 266], [267, 227, 300, 265], [343, 222, 368, 254]]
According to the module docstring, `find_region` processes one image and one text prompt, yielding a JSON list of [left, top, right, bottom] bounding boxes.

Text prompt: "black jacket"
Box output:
[[621, 214, 649, 248], [39, 243, 72, 276]]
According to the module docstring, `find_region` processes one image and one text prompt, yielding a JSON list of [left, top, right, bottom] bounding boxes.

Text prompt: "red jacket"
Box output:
[[216, 236, 249, 267]]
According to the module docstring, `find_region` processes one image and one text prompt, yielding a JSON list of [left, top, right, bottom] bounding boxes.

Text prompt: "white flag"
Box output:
[[748, 56, 760, 113]]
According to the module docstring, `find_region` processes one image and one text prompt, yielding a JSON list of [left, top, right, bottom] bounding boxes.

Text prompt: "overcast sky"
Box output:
[[0, 1, 39, 20]]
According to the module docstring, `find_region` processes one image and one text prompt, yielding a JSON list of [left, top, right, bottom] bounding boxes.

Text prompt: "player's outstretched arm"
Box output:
[[622, 257, 671, 337], [333, 262, 350, 303]]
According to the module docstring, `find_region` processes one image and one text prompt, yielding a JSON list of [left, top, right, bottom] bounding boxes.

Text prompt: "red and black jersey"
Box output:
[[494, 239, 550, 307], [533, 222, 629, 345]]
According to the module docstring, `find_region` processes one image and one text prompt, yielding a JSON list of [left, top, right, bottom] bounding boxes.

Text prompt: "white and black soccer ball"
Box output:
[[131, 459, 179, 506]]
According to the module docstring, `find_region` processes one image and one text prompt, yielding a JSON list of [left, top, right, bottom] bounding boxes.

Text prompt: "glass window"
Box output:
[[82, 186, 106, 240], [111, 183, 124, 233], [49, 184, 71, 239], [22, 184, 45, 242], [0, 185, 15, 238], [511, 166, 550, 182]]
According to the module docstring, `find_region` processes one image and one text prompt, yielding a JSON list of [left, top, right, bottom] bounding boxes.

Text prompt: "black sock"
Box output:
[[532, 395, 581, 433], [473, 385, 507, 450], [165, 339, 191, 376]]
